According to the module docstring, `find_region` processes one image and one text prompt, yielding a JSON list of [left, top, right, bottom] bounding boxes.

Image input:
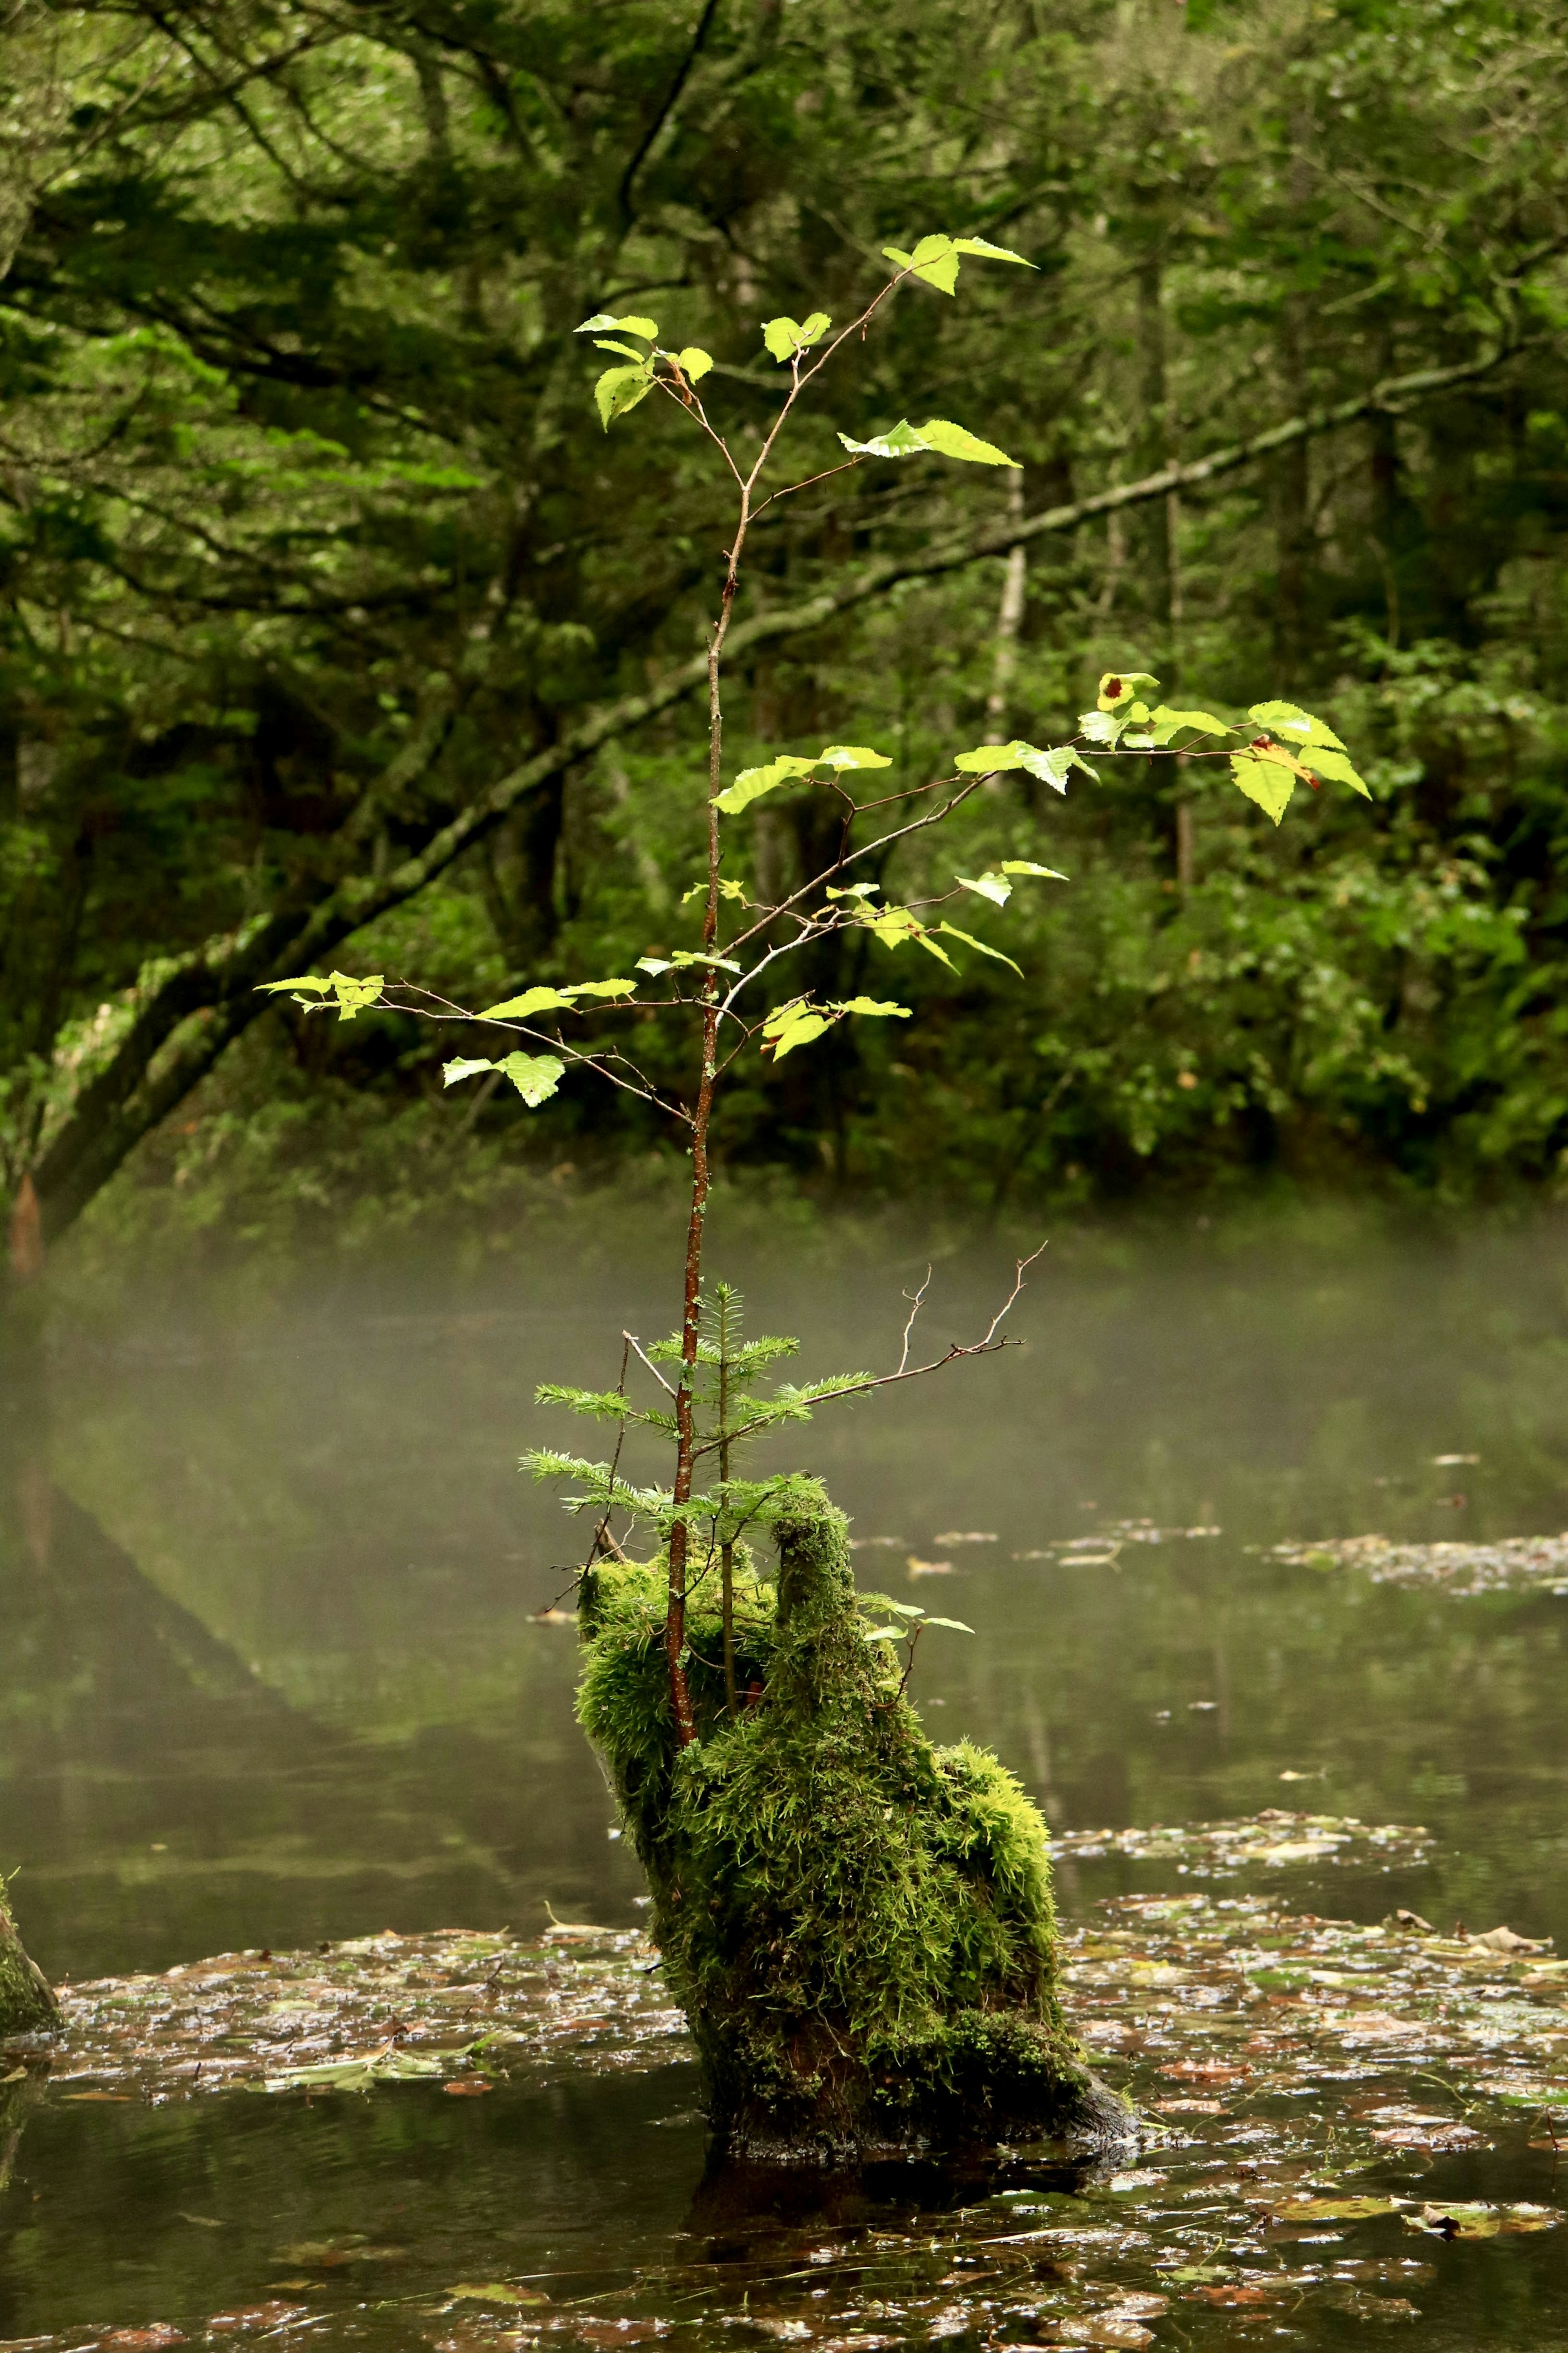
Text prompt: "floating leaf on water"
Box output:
[[446, 2284, 546, 2305], [1271, 2197, 1405, 2221]]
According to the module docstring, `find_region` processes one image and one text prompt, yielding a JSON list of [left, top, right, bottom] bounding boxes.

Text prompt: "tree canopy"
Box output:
[[4, 0, 1568, 1251]]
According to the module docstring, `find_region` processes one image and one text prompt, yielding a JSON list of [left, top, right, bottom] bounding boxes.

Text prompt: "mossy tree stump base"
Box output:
[[578, 1488, 1134, 2165], [0, 1885, 58, 2044]]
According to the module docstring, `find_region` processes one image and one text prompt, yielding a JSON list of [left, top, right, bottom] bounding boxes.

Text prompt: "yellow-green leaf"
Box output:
[[958, 872, 1013, 906], [497, 1051, 565, 1106], [478, 987, 573, 1020], [1149, 705, 1232, 742], [1000, 860, 1069, 881], [914, 417, 1020, 468], [950, 236, 1034, 268], [835, 998, 911, 1018], [1301, 746, 1372, 798], [1248, 699, 1347, 752], [820, 743, 891, 769], [1098, 670, 1160, 712], [676, 346, 713, 383], [595, 363, 654, 428], [1230, 750, 1294, 824], [561, 978, 639, 999], [935, 921, 1022, 975], [576, 312, 658, 339]]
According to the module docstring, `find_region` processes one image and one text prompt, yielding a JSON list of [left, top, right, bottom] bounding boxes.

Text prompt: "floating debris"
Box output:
[[12, 1876, 1567, 2353], [1271, 1532, 1568, 1596], [931, 1532, 998, 1546], [1050, 1810, 1434, 1876]]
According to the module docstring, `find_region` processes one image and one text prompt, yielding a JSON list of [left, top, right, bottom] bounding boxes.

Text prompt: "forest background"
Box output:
[[3, 0, 1568, 1268]]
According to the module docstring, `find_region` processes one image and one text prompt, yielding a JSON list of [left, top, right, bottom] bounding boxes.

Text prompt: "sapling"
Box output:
[[262, 233, 1367, 2154]]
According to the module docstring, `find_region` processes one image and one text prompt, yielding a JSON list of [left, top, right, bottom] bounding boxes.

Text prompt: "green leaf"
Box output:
[[1000, 859, 1069, 881], [935, 921, 1023, 975], [635, 956, 672, 976], [922, 1615, 976, 1633], [478, 987, 574, 1019], [1248, 699, 1348, 752], [446, 2286, 546, 2307], [1298, 745, 1372, 798], [769, 1012, 831, 1060], [681, 879, 747, 903], [576, 313, 658, 339], [820, 743, 891, 769], [1230, 750, 1294, 824], [825, 881, 881, 900], [1078, 710, 1125, 746], [1149, 705, 1233, 743], [834, 998, 911, 1018], [1098, 670, 1160, 711], [950, 236, 1035, 268], [883, 235, 960, 294], [862, 904, 955, 966], [954, 739, 1036, 773], [913, 417, 1020, 468], [761, 312, 831, 363], [561, 978, 639, 999], [713, 754, 819, 814], [864, 1626, 907, 1643], [443, 1057, 496, 1086], [837, 420, 929, 460], [676, 347, 713, 383], [594, 362, 655, 428], [592, 338, 654, 362], [497, 1052, 565, 1106], [958, 871, 1013, 906], [267, 970, 383, 1021], [258, 974, 333, 995], [669, 949, 742, 974]]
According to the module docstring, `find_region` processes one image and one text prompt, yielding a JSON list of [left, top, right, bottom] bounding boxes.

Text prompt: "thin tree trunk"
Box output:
[[983, 472, 1028, 743], [1136, 252, 1173, 642]]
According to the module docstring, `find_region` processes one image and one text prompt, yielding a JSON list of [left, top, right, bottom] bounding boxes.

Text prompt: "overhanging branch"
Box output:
[[30, 339, 1524, 1245]]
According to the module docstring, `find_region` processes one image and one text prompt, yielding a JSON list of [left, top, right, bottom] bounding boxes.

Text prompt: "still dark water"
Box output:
[[4, 1209, 1567, 2348]]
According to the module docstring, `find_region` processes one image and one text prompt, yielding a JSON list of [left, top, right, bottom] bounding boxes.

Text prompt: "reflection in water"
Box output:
[[0, 1210, 1566, 2347]]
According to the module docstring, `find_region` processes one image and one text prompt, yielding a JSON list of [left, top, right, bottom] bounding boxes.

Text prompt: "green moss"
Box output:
[[0, 1883, 58, 2041], [577, 1485, 1131, 2161]]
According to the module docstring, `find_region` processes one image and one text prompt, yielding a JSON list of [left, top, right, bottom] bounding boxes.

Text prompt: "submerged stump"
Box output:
[[578, 1488, 1132, 2164]]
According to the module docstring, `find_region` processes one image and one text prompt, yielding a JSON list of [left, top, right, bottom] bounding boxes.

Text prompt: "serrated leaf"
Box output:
[[922, 1615, 976, 1633], [825, 881, 880, 900], [479, 987, 573, 1019], [636, 956, 671, 975], [820, 743, 891, 769], [561, 978, 639, 999], [681, 879, 746, 903], [1300, 746, 1372, 798], [914, 417, 1020, 468], [957, 872, 1012, 906], [593, 338, 653, 362], [884, 234, 960, 294], [1078, 709, 1124, 746], [1098, 669, 1160, 711], [258, 974, 333, 995], [1000, 860, 1069, 881], [497, 1051, 565, 1106], [950, 236, 1034, 268], [443, 1057, 496, 1086], [837, 420, 929, 461], [676, 346, 713, 383], [576, 313, 658, 339], [595, 362, 654, 428], [1248, 699, 1348, 752], [864, 1626, 906, 1643], [935, 921, 1023, 975], [1149, 705, 1233, 743], [1230, 751, 1294, 824], [834, 998, 911, 1018]]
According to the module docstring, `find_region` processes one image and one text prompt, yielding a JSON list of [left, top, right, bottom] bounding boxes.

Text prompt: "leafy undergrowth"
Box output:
[[1270, 1533, 1568, 1596], [17, 1830, 1566, 2353]]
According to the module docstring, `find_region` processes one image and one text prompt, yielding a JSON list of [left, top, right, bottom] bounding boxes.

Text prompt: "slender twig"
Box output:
[[623, 1331, 677, 1397]]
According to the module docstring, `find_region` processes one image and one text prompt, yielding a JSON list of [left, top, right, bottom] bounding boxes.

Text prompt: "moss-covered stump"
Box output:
[[578, 1488, 1134, 2164], [0, 1882, 58, 2042]]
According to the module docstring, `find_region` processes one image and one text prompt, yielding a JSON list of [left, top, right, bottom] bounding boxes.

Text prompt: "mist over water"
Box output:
[[12, 1204, 1568, 1979]]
